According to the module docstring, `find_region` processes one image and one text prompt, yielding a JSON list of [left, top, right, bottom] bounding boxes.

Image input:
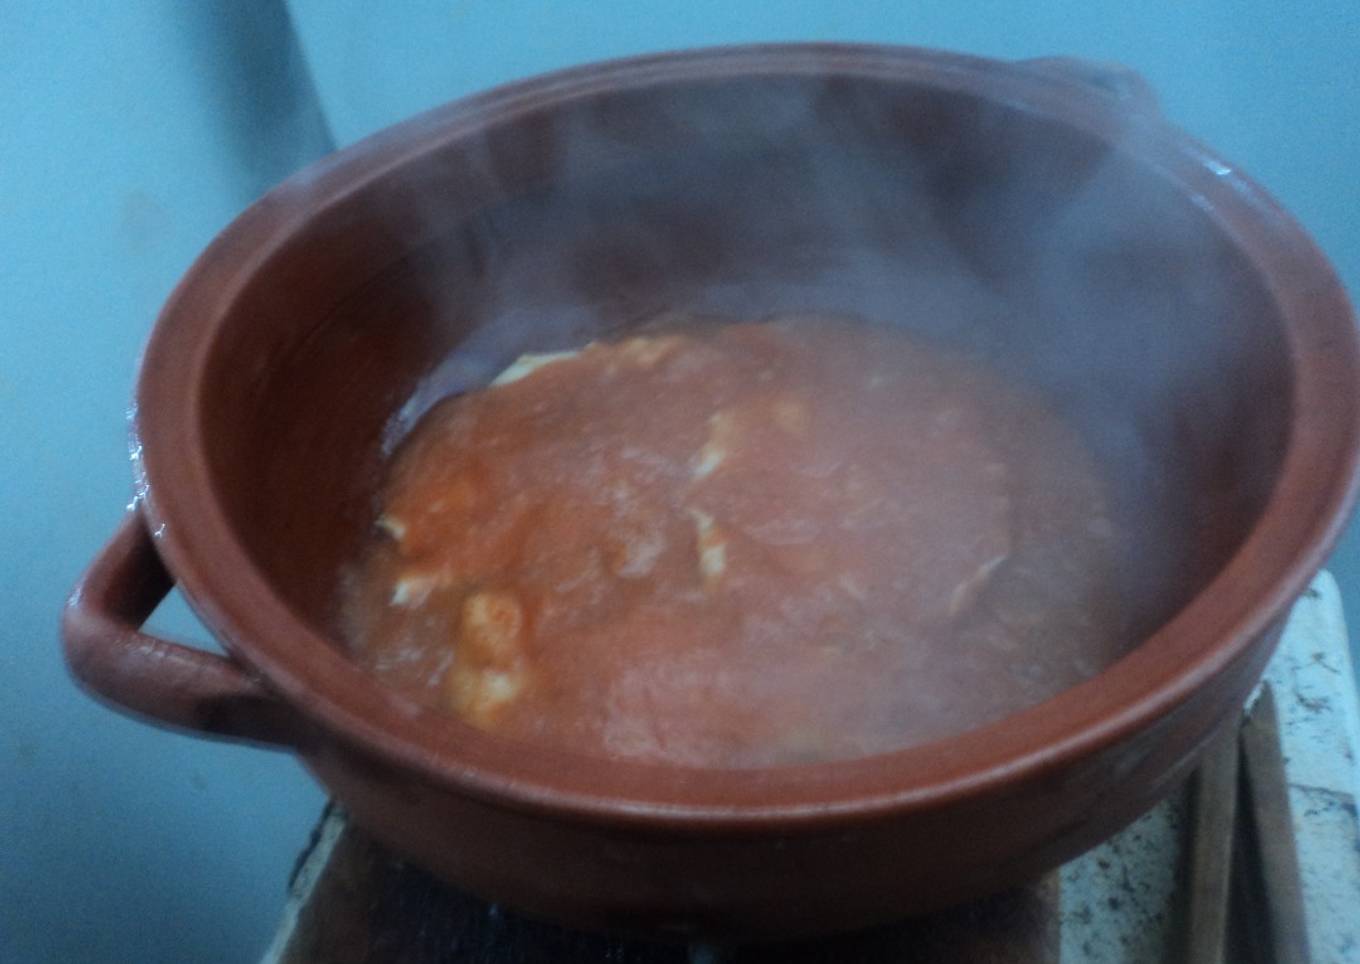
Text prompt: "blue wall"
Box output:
[[0, 4, 331, 962], [3, 2, 1357, 960]]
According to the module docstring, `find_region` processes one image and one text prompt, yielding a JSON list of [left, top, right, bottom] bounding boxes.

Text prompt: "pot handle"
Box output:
[[1018, 56, 1160, 115], [61, 506, 308, 749]]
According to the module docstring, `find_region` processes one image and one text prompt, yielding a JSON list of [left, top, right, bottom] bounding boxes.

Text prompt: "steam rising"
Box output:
[[353, 58, 1291, 745]]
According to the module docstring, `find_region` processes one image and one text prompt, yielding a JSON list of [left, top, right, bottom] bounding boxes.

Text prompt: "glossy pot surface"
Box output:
[[63, 44, 1360, 938]]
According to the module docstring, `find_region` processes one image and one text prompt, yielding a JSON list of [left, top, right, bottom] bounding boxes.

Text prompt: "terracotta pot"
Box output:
[[62, 44, 1360, 939]]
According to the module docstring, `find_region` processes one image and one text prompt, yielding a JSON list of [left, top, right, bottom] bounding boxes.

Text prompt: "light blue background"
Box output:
[[3, 2, 1357, 961]]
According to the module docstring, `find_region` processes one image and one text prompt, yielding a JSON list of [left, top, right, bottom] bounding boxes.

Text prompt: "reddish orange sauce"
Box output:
[[346, 318, 1127, 766]]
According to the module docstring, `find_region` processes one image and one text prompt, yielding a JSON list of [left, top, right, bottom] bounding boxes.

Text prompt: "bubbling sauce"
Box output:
[[345, 318, 1129, 766]]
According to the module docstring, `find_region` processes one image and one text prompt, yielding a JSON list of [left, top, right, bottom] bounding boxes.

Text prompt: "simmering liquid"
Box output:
[[344, 318, 1129, 766]]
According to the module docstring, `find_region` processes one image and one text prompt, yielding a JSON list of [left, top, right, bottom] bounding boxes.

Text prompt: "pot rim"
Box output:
[[134, 42, 1360, 830]]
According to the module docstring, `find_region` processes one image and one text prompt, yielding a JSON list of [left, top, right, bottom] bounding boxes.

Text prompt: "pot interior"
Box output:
[[195, 67, 1291, 743]]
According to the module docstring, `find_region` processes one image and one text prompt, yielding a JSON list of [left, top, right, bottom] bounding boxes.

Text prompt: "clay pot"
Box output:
[[63, 45, 1359, 939]]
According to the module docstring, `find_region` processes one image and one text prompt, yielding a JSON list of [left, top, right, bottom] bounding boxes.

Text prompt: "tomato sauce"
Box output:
[[345, 318, 1128, 766]]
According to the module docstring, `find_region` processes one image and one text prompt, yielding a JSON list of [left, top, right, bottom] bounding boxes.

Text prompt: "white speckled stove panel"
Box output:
[[1059, 572, 1360, 963]]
